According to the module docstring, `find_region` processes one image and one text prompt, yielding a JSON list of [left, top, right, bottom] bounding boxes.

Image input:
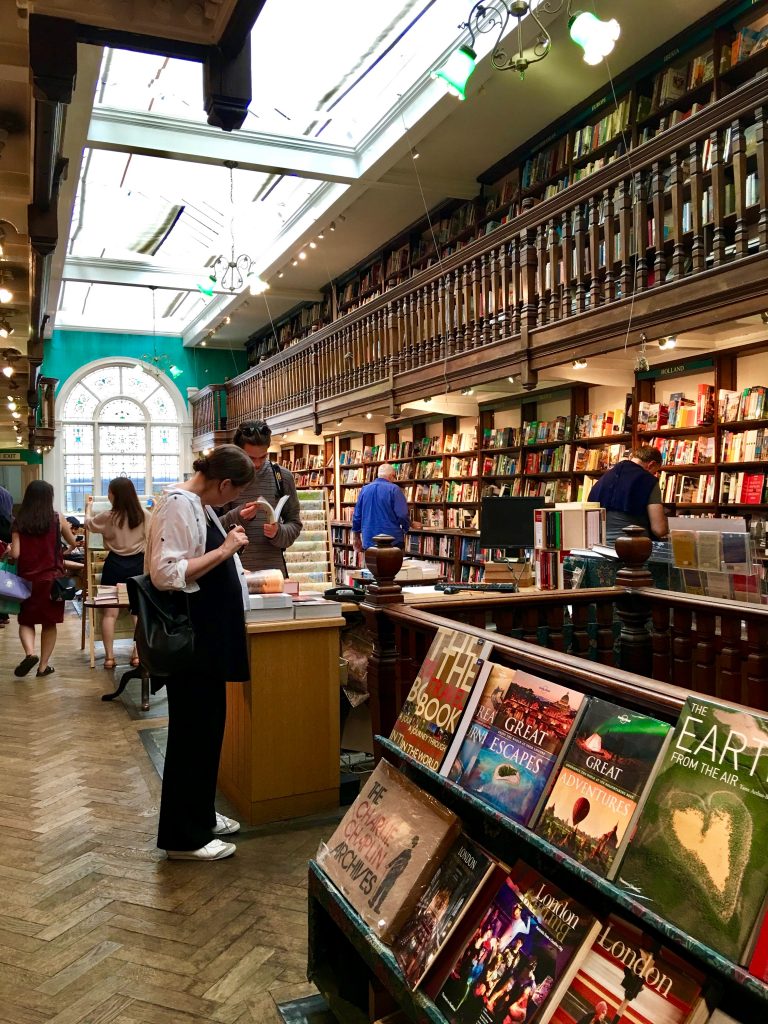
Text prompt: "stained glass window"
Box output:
[[61, 361, 182, 513], [151, 425, 179, 453], [62, 383, 98, 421], [100, 398, 146, 422]]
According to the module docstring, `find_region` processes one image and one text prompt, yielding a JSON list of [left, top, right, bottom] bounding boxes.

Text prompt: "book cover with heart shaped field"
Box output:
[[616, 696, 768, 963]]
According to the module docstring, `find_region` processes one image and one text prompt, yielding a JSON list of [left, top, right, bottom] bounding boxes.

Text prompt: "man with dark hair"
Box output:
[[219, 420, 302, 574], [589, 446, 668, 545]]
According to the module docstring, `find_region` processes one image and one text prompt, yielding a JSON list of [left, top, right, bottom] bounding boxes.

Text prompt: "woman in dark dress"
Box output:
[[144, 445, 253, 861], [10, 480, 77, 677]]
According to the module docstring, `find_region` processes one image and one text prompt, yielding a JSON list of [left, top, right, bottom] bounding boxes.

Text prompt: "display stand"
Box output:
[[286, 487, 333, 592], [218, 615, 344, 824]]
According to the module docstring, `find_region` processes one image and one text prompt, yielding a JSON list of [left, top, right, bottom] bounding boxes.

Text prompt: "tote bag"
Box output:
[[0, 561, 32, 614], [127, 573, 195, 677]]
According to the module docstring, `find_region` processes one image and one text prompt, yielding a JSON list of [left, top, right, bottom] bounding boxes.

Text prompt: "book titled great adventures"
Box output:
[[434, 859, 601, 1024], [389, 626, 492, 774], [455, 669, 587, 826], [534, 698, 672, 879], [616, 696, 768, 963], [317, 759, 460, 941]]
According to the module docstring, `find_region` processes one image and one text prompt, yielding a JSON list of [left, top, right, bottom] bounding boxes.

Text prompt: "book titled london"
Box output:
[[316, 759, 460, 942], [389, 626, 492, 774], [548, 913, 707, 1024], [434, 859, 601, 1024], [534, 697, 672, 879], [616, 696, 768, 963], [456, 670, 587, 826], [392, 834, 503, 989]]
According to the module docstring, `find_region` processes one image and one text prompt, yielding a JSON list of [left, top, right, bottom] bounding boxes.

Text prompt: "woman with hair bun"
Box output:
[[144, 444, 254, 861]]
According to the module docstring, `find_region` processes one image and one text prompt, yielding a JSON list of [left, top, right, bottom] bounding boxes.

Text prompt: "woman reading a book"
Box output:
[[145, 445, 253, 861], [588, 446, 668, 545], [85, 478, 147, 670]]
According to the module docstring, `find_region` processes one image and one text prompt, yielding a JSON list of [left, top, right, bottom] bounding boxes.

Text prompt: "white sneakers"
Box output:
[[213, 812, 240, 836], [164, 812, 241, 860], [166, 838, 236, 861]]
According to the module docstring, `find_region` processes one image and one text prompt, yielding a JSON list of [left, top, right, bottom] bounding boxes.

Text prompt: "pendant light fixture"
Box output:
[[139, 287, 183, 380], [433, 1, 620, 91], [197, 162, 268, 297]]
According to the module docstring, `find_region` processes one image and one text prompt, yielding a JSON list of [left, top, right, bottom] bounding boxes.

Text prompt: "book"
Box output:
[[255, 493, 290, 524], [434, 859, 601, 1024], [535, 698, 671, 879], [695, 532, 722, 572], [670, 530, 698, 568], [548, 914, 706, 1024], [392, 834, 502, 988], [616, 696, 768, 962], [457, 671, 587, 827], [389, 627, 492, 774], [316, 759, 460, 941], [445, 663, 519, 784], [291, 596, 342, 618]]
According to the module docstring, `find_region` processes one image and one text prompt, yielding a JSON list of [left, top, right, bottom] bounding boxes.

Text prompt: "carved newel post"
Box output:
[[361, 536, 404, 758], [614, 525, 654, 678]]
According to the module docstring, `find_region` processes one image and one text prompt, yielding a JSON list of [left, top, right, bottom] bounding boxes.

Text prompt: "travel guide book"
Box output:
[[317, 759, 460, 941], [389, 626, 492, 774], [534, 698, 672, 879], [616, 696, 768, 962], [445, 662, 518, 784], [548, 913, 707, 1024], [433, 859, 601, 1024], [392, 834, 504, 989], [456, 671, 587, 826]]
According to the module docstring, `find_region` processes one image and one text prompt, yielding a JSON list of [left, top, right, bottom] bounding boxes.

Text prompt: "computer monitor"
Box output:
[[480, 496, 547, 552]]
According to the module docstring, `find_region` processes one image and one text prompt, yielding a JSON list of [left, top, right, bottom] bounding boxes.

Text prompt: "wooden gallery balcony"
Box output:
[[192, 74, 768, 449]]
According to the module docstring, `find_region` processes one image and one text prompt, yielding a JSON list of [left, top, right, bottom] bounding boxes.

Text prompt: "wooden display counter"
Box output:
[[218, 615, 345, 825]]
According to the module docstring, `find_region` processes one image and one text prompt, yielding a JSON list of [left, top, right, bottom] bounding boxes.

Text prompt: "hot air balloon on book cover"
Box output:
[[532, 698, 672, 879]]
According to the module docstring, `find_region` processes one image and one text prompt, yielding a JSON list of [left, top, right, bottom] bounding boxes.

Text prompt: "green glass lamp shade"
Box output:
[[569, 11, 620, 66], [197, 273, 217, 297], [168, 364, 183, 379], [431, 45, 477, 101]]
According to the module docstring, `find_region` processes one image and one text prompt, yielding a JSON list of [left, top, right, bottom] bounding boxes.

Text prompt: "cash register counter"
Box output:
[[218, 615, 345, 825]]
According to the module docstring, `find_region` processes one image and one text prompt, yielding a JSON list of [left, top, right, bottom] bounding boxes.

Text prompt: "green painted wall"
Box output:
[[44, 330, 246, 401]]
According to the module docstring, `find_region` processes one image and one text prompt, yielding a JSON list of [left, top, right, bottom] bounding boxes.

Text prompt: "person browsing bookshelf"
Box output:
[[218, 420, 302, 576], [588, 445, 668, 545], [351, 463, 410, 552], [85, 478, 148, 670]]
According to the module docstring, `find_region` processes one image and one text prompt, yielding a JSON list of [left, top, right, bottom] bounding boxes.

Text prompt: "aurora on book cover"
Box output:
[[389, 626, 488, 772], [458, 673, 585, 825], [616, 696, 768, 963], [536, 699, 670, 877], [549, 915, 705, 1024]]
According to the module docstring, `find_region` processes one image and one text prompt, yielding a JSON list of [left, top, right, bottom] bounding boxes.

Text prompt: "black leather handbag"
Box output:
[[127, 573, 195, 677], [51, 576, 77, 602]]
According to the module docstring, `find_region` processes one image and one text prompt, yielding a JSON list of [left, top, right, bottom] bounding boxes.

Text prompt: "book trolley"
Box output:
[[307, 620, 768, 1024]]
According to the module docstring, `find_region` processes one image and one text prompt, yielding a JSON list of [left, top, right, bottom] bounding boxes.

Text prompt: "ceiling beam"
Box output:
[[62, 256, 323, 302], [87, 108, 361, 184]]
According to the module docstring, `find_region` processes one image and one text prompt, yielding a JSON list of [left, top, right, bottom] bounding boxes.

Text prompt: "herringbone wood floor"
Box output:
[[0, 610, 338, 1024]]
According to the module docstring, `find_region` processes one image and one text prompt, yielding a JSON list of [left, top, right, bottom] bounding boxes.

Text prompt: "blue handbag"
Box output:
[[0, 561, 32, 606]]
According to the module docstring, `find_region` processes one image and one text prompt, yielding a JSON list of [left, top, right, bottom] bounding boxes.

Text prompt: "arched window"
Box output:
[[61, 364, 181, 512]]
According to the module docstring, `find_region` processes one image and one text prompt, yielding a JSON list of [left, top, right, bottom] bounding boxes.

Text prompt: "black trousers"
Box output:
[[157, 673, 227, 851]]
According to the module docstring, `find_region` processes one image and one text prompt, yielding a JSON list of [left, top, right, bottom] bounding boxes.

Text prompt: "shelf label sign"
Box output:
[[637, 356, 714, 380]]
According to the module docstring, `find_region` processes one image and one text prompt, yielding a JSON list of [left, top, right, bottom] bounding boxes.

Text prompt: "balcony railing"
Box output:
[[192, 73, 768, 445]]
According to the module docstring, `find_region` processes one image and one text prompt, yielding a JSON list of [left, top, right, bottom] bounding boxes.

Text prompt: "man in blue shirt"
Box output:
[[352, 464, 410, 552]]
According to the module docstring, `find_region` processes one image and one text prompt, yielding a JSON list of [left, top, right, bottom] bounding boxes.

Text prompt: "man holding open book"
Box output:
[[219, 420, 302, 575]]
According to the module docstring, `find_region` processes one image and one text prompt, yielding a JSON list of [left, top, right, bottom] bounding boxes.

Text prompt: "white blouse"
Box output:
[[144, 486, 248, 609]]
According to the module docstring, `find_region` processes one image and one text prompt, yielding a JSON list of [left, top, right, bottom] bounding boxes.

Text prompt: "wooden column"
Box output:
[[614, 526, 653, 678]]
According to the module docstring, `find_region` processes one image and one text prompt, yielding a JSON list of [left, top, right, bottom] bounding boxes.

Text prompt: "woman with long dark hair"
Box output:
[[10, 480, 77, 677], [86, 477, 148, 669], [144, 444, 253, 861]]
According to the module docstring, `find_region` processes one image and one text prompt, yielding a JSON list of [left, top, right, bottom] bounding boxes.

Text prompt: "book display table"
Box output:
[[218, 615, 345, 824]]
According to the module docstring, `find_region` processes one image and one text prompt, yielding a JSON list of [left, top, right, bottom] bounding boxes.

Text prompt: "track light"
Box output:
[[292, 259, 299, 267], [277, 270, 284, 278], [318, 231, 325, 240], [336, 419, 343, 426], [658, 336, 677, 351], [298, 251, 307, 261], [12, 411, 20, 419], [760, 310, 768, 325], [572, 358, 588, 369], [0, 318, 12, 338], [1, 365, 13, 378], [411, 148, 420, 160], [0, 286, 12, 304], [309, 241, 317, 249], [461, 387, 474, 396], [366, 412, 372, 420], [329, 222, 336, 232], [200, 340, 207, 347]]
